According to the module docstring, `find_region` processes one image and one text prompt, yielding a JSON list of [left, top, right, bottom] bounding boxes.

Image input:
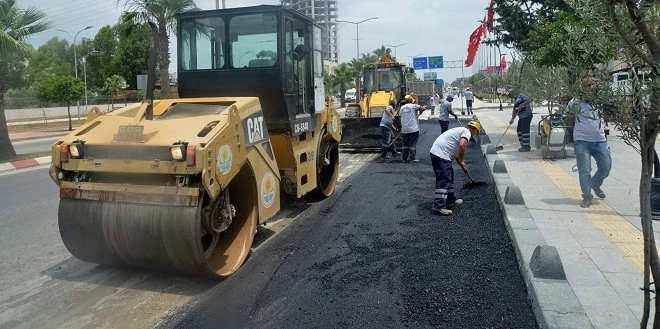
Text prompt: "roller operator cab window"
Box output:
[[230, 13, 278, 68], [181, 17, 226, 70], [179, 13, 278, 71]]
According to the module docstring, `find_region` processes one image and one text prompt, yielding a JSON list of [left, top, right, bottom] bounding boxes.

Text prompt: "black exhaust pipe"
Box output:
[[145, 21, 158, 120]]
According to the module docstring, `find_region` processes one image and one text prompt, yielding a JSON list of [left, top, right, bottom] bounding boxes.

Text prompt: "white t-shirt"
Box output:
[[464, 90, 473, 101], [569, 98, 606, 142], [399, 103, 421, 134], [430, 127, 471, 161]]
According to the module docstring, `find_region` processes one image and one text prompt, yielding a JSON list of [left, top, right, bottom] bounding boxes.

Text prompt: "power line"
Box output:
[[45, 3, 121, 23], [44, 1, 119, 18]]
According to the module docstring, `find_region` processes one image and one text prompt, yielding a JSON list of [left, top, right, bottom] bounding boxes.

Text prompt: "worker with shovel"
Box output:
[[430, 120, 482, 216], [379, 100, 399, 160], [508, 88, 534, 152], [438, 94, 459, 134]]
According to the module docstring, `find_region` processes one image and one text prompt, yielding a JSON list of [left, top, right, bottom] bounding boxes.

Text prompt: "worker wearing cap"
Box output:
[[429, 120, 481, 215], [399, 95, 426, 163], [508, 88, 534, 152], [464, 88, 474, 115], [438, 94, 459, 134]]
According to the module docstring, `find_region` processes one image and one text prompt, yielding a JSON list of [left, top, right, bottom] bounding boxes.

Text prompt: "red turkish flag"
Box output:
[[500, 55, 506, 69], [465, 24, 486, 67]]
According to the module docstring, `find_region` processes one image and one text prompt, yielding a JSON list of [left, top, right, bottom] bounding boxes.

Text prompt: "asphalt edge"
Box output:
[[478, 129, 594, 329]]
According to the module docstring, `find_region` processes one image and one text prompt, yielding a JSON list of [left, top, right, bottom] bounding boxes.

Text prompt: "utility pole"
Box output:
[[56, 26, 93, 120], [337, 17, 378, 102], [384, 43, 407, 59]]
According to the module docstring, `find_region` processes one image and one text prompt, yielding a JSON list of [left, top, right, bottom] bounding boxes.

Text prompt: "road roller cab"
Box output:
[[49, 5, 341, 277]]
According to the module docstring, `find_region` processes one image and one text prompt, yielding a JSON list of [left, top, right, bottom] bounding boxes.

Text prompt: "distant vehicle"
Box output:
[[611, 70, 649, 96], [345, 88, 357, 102], [611, 69, 651, 108], [451, 86, 459, 95], [407, 81, 435, 106]]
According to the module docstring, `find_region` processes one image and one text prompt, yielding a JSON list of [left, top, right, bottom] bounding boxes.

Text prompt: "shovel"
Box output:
[[495, 122, 512, 151], [463, 171, 488, 189]]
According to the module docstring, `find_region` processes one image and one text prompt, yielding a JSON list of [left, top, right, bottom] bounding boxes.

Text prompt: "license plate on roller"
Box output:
[[116, 125, 144, 141]]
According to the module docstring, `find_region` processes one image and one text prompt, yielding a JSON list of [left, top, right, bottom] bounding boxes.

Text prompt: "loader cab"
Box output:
[[362, 63, 409, 102], [177, 5, 324, 136]]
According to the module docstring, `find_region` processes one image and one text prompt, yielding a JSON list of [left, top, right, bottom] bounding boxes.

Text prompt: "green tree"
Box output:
[[256, 50, 276, 59], [493, 0, 570, 53], [562, 2, 660, 326], [27, 38, 72, 85], [104, 74, 126, 109], [0, 0, 50, 160], [35, 76, 85, 131], [119, 0, 199, 98], [326, 63, 354, 107]]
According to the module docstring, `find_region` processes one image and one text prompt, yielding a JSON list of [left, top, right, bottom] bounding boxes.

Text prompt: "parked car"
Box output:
[[345, 88, 357, 103]]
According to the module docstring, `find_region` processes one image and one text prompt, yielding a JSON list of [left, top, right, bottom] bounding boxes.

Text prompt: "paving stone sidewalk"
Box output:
[[472, 97, 659, 328]]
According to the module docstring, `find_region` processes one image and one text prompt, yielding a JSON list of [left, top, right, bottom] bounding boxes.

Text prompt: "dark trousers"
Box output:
[[401, 131, 419, 161], [516, 115, 533, 147], [439, 120, 449, 134], [466, 100, 473, 115], [380, 125, 397, 157], [431, 154, 455, 209]]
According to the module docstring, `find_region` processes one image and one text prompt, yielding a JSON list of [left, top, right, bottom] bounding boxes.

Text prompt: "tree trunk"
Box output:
[[640, 142, 660, 327], [340, 84, 346, 107], [158, 20, 170, 98], [67, 103, 72, 131], [0, 88, 17, 160]]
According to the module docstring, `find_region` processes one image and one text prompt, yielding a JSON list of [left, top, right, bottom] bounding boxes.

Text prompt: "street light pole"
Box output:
[[384, 43, 407, 59], [238, 51, 251, 67], [83, 50, 99, 113], [337, 17, 377, 60], [56, 26, 93, 120]]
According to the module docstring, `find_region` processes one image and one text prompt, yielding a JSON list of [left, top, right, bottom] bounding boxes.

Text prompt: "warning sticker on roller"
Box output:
[[216, 145, 232, 175], [261, 172, 276, 208]]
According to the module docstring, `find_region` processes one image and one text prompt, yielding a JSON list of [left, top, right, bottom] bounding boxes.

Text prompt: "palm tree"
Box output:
[[0, 0, 50, 160], [372, 45, 389, 59], [119, 0, 198, 98], [327, 63, 354, 107]]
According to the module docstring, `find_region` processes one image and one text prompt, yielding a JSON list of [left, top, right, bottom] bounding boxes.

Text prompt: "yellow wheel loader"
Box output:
[[49, 5, 341, 277], [341, 54, 415, 150]]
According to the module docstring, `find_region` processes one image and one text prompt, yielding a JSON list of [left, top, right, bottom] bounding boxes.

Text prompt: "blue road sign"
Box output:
[[413, 57, 428, 70], [428, 56, 444, 69]]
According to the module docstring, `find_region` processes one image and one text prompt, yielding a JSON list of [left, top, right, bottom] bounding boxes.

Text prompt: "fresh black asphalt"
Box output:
[[161, 120, 539, 329]]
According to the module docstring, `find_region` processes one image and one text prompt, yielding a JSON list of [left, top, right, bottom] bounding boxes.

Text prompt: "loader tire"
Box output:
[[344, 105, 361, 118]]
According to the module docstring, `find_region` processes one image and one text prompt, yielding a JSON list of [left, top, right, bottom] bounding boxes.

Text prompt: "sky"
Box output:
[[20, 0, 501, 84]]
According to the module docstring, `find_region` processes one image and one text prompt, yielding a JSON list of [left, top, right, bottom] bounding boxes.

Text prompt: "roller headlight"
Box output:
[[68, 140, 85, 159], [171, 141, 187, 161]]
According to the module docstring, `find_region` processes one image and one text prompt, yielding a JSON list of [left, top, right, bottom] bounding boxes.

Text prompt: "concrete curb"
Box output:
[[480, 138, 593, 329], [0, 156, 51, 173]]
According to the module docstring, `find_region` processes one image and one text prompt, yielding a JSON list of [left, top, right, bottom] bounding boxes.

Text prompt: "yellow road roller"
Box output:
[[49, 5, 341, 277]]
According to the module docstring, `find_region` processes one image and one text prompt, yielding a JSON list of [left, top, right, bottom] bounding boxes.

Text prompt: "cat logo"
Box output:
[[242, 113, 269, 146]]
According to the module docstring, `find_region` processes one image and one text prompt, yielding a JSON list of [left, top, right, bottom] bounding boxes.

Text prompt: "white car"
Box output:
[[344, 88, 357, 103]]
